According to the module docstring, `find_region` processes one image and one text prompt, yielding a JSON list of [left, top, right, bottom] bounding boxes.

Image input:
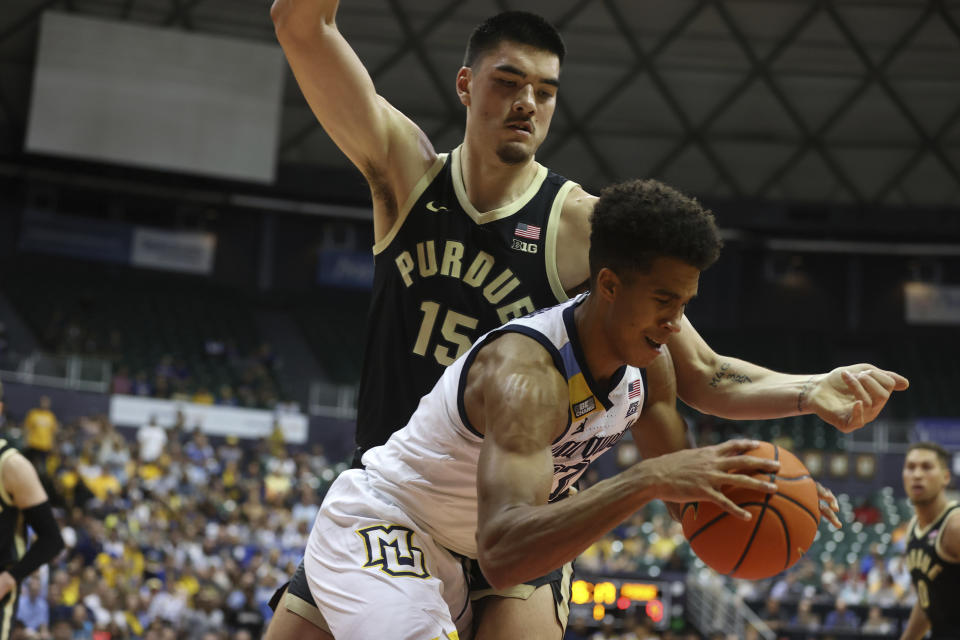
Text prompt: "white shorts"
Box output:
[[304, 469, 474, 640]]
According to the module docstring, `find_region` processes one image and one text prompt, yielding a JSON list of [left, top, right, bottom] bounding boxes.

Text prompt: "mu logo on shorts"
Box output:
[[357, 524, 431, 578]]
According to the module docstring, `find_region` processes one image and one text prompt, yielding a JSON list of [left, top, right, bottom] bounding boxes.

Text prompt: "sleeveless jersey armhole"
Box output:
[[934, 504, 960, 563], [372, 154, 448, 256], [0, 444, 17, 507], [456, 327, 568, 439], [544, 180, 578, 304]]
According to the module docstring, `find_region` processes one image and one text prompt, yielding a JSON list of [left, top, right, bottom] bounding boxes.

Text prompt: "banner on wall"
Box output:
[[904, 282, 960, 325], [316, 248, 374, 289], [19, 209, 131, 263], [131, 228, 216, 275], [109, 394, 307, 444]]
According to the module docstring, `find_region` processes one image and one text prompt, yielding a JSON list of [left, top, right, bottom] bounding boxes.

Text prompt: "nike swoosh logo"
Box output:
[[426, 201, 449, 212]]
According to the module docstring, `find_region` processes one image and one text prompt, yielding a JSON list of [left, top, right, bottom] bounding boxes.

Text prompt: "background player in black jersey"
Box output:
[[900, 442, 960, 640], [0, 382, 65, 640], [267, 4, 908, 639]]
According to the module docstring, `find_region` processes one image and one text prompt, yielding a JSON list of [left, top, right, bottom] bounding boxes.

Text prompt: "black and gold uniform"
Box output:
[[0, 439, 26, 640], [906, 502, 960, 639], [0, 438, 63, 640], [355, 145, 576, 461]]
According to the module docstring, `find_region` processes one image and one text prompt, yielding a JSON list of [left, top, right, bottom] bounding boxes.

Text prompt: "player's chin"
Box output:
[[495, 141, 534, 165]]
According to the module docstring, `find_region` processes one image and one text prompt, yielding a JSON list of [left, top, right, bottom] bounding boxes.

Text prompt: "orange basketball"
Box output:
[[680, 441, 820, 580]]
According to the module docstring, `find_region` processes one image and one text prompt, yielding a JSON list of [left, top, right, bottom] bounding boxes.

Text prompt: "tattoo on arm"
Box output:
[[797, 376, 816, 413], [709, 362, 753, 388]]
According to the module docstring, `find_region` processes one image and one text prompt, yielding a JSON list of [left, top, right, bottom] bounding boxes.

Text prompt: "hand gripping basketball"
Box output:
[[680, 441, 821, 579], [644, 439, 780, 522]]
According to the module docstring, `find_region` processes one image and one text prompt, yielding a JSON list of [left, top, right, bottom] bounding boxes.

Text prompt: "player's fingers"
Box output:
[[721, 472, 778, 494], [817, 482, 839, 513], [718, 454, 780, 474], [860, 373, 891, 402], [819, 500, 842, 529], [841, 370, 872, 407], [845, 401, 864, 431], [886, 370, 910, 390], [717, 439, 762, 455], [705, 489, 753, 521], [865, 370, 898, 392]]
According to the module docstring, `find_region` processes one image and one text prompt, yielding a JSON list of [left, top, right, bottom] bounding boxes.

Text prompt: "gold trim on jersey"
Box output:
[[373, 154, 449, 256], [934, 502, 960, 563], [912, 501, 958, 540], [450, 146, 549, 224], [545, 181, 577, 304]]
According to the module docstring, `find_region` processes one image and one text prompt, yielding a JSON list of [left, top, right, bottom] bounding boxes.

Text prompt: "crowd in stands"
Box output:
[[4, 401, 924, 640], [6, 407, 338, 640], [107, 342, 285, 411]]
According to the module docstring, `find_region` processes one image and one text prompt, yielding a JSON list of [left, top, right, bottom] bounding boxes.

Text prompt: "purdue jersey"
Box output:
[[363, 294, 646, 558], [355, 146, 577, 456], [906, 502, 960, 637], [0, 440, 25, 573]]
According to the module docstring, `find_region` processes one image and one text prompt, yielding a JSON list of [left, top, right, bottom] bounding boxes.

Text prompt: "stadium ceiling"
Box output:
[[1, 0, 959, 209]]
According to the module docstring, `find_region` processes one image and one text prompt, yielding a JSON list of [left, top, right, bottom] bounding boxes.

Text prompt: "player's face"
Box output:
[[902, 448, 950, 506], [460, 41, 560, 164], [605, 257, 700, 368]]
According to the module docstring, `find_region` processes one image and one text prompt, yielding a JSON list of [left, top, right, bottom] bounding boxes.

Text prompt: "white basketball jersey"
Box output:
[[362, 294, 647, 558]]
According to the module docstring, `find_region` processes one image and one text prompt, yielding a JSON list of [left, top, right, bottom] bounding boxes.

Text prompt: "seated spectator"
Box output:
[[16, 576, 49, 634], [861, 605, 893, 634], [758, 596, 789, 632], [787, 596, 820, 631], [823, 597, 860, 631]]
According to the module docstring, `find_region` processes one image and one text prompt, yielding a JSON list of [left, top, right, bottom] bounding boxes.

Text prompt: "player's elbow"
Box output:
[[476, 531, 524, 590], [476, 552, 518, 591]]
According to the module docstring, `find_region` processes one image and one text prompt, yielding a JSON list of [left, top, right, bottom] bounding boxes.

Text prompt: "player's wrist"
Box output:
[[796, 375, 820, 414]]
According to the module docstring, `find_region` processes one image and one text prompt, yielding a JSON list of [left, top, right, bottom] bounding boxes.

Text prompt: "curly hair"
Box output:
[[463, 11, 566, 68], [588, 179, 722, 283]]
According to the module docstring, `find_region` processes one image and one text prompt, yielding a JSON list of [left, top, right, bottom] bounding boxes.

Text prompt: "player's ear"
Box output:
[[456, 67, 472, 106], [595, 268, 620, 302]]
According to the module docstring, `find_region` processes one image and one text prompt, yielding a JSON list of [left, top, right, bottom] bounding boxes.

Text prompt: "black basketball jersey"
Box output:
[[906, 502, 960, 638], [355, 146, 576, 456], [0, 439, 26, 572]]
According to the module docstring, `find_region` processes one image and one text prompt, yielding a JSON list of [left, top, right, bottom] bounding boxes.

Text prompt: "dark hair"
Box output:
[[589, 179, 723, 283], [907, 441, 952, 471], [463, 11, 566, 68]]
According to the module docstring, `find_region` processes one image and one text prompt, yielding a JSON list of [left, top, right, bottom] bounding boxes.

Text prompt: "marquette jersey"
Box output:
[[906, 502, 960, 637], [363, 294, 646, 558], [0, 440, 26, 572], [355, 146, 577, 456]]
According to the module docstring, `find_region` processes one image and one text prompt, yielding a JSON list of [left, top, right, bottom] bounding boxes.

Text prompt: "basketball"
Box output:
[[680, 441, 820, 580]]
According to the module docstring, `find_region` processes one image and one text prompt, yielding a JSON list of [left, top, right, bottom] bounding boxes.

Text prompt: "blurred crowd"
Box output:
[[6, 404, 338, 640], [5, 401, 922, 640]]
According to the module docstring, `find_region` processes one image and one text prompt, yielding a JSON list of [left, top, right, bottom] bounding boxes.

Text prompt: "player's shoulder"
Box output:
[[560, 185, 598, 218], [942, 503, 960, 560]]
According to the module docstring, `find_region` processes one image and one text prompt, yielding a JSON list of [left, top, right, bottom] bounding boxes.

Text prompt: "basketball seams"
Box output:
[[727, 445, 780, 576], [772, 491, 820, 527], [681, 442, 820, 579], [764, 504, 793, 572]]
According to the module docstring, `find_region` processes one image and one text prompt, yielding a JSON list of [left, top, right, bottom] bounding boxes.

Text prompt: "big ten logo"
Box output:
[[357, 525, 430, 578]]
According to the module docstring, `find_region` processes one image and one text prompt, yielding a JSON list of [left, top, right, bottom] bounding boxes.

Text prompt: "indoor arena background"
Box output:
[[0, 0, 958, 638]]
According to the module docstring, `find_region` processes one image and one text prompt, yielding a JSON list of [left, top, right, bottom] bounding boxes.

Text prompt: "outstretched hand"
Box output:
[[818, 482, 841, 529], [645, 439, 780, 521], [807, 365, 909, 433]]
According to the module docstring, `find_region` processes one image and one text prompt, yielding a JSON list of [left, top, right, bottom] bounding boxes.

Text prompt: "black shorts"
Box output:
[[268, 556, 575, 632]]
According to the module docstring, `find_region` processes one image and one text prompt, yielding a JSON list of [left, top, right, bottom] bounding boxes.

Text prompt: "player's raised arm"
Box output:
[[667, 315, 909, 431], [270, 0, 435, 234]]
